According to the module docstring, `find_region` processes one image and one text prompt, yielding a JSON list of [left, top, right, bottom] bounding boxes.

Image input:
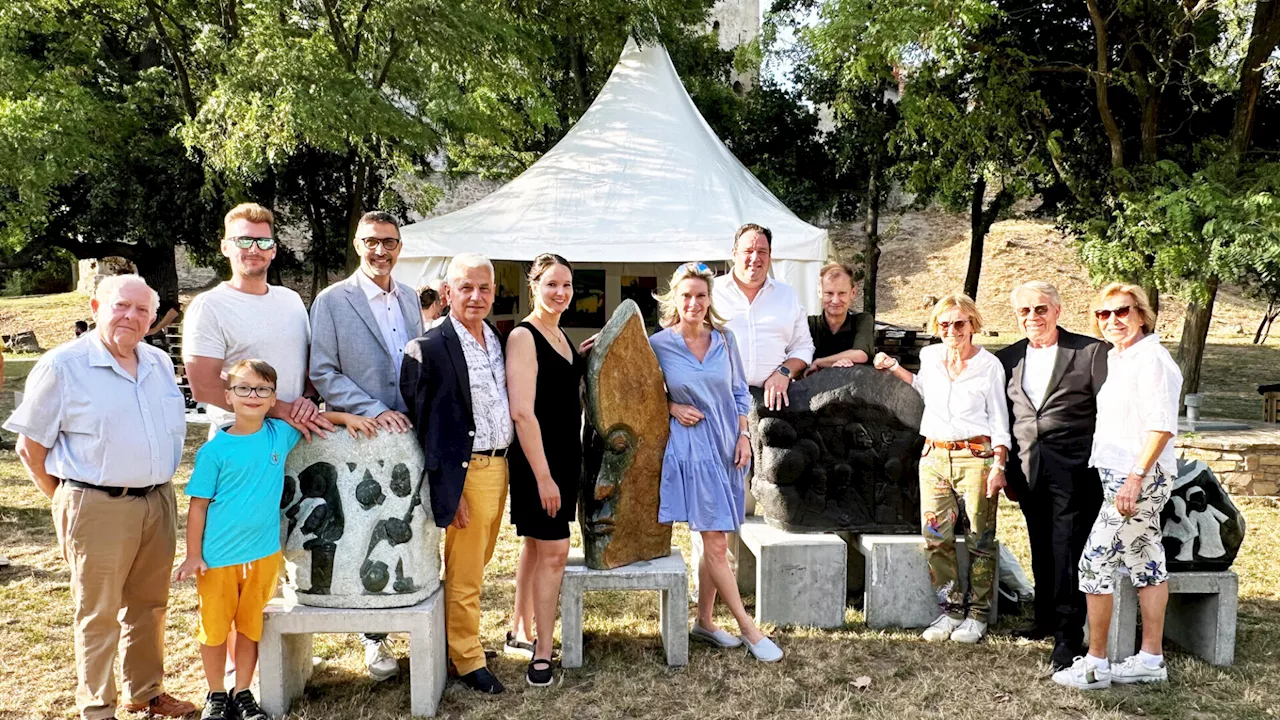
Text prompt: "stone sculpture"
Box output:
[[750, 365, 925, 533], [580, 300, 672, 570], [281, 430, 440, 608], [1161, 459, 1246, 571]]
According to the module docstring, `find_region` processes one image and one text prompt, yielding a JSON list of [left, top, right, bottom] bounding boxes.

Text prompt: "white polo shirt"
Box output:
[[4, 332, 186, 487], [712, 274, 815, 387]]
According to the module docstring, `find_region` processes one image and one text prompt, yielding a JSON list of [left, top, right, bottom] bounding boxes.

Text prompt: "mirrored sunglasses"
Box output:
[[227, 236, 276, 251]]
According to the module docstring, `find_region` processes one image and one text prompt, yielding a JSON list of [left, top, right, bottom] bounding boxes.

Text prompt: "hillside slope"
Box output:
[[832, 209, 1272, 342]]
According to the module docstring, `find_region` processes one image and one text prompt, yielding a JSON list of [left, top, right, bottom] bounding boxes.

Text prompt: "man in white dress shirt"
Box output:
[[308, 210, 424, 680], [712, 223, 815, 412]]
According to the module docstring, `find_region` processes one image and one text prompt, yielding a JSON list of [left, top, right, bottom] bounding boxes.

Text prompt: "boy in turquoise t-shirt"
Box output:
[[175, 359, 376, 720]]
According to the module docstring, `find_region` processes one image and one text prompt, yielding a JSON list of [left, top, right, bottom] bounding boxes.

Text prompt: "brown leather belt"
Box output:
[[61, 478, 166, 498], [925, 436, 995, 458]]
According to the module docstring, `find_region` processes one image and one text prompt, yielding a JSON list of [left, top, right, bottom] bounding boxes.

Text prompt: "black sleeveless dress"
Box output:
[[508, 321, 586, 540]]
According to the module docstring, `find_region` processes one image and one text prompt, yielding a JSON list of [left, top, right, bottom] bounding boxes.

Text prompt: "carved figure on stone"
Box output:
[[580, 300, 672, 570], [1161, 459, 1246, 571], [282, 431, 440, 608], [750, 365, 924, 532]]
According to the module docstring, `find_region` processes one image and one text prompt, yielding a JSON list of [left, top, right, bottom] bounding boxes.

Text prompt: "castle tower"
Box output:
[[708, 0, 760, 91]]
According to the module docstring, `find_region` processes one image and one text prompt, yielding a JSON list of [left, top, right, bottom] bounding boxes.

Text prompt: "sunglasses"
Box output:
[[1093, 305, 1132, 322], [938, 319, 969, 333], [1016, 305, 1050, 317], [230, 385, 276, 398], [685, 262, 711, 273], [227, 236, 276, 251], [360, 236, 401, 251]]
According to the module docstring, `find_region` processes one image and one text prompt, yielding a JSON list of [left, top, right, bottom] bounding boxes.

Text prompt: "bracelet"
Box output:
[[739, 430, 750, 439], [992, 464, 1006, 473]]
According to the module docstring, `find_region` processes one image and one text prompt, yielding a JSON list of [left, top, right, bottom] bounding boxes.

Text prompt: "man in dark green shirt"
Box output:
[[806, 261, 875, 375]]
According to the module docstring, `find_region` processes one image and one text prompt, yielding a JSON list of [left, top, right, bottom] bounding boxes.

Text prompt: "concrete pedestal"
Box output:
[[560, 548, 688, 669], [738, 519, 847, 628], [857, 534, 1000, 629], [259, 587, 446, 718], [1106, 570, 1238, 666]]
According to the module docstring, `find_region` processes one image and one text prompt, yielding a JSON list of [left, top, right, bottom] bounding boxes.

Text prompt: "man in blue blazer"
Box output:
[[309, 210, 424, 680], [401, 253, 513, 695]]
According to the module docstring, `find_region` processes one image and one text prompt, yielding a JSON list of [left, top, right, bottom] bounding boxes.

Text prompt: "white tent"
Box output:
[[395, 38, 830, 334]]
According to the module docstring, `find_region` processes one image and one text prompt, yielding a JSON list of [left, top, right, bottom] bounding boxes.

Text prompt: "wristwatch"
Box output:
[[1131, 464, 1150, 478], [739, 430, 751, 439], [776, 365, 792, 378]]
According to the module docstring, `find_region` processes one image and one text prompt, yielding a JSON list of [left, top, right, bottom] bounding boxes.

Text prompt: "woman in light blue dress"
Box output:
[[649, 262, 782, 663]]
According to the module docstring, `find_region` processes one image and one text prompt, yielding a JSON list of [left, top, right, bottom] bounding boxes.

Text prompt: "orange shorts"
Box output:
[[195, 551, 282, 645]]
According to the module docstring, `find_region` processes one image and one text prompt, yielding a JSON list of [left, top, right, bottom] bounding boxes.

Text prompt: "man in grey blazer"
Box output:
[[995, 281, 1107, 671], [309, 209, 424, 679]]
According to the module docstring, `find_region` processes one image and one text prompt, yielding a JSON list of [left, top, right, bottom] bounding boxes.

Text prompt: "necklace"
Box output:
[[533, 317, 565, 345]]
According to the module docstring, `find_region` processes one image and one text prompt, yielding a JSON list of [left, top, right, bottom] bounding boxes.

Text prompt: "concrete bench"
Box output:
[[1106, 570, 1238, 666], [560, 548, 688, 669], [736, 518, 847, 628], [259, 587, 445, 718], [856, 534, 1000, 629]]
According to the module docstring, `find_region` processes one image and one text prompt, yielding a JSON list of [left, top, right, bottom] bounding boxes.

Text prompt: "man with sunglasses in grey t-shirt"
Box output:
[[182, 203, 333, 442]]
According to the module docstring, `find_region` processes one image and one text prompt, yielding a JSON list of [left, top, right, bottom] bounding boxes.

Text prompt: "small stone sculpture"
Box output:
[[580, 300, 672, 570], [750, 365, 925, 533], [1161, 459, 1246, 571], [282, 430, 440, 607]]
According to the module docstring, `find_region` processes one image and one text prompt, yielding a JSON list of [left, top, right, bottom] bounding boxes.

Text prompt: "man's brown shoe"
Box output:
[[123, 693, 197, 717]]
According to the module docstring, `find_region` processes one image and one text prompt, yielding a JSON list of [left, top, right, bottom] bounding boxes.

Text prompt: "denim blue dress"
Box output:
[[650, 327, 752, 532]]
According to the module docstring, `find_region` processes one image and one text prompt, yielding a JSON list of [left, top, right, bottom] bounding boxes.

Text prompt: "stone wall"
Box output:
[[1176, 423, 1280, 497]]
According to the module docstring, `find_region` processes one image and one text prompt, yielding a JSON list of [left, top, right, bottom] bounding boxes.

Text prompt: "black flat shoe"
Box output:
[[526, 658, 554, 688], [459, 667, 505, 694], [1051, 641, 1078, 672]]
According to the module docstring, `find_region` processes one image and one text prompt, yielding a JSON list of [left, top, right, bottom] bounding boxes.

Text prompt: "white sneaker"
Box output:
[[1111, 655, 1168, 684], [1052, 656, 1112, 690], [921, 614, 963, 642], [950, 617, 987, 643], [364, 639, 399, 681]]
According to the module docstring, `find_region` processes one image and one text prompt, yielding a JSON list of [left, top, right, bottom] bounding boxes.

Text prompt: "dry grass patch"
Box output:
[[2, 436, 1279, 720], [0, 293, 91, 353]]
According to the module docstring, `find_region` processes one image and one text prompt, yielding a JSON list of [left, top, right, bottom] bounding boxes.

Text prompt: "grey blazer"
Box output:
[[309, 271, 424, 416]]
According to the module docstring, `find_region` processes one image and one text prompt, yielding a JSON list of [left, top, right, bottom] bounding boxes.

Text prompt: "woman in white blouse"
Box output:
[[1053, 283, 1180, 691], [874, 294, 1010, 644]]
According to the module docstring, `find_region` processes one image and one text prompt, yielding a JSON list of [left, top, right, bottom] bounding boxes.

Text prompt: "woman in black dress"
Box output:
[[504, 253, 585, 687]]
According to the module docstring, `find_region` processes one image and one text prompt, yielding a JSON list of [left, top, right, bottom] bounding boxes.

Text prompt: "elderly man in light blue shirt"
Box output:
[[4, 274, 194, 720]]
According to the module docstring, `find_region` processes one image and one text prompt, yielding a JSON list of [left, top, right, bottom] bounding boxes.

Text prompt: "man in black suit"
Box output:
[[995, 281, 1108, 670], [401, 253, 513, 695]]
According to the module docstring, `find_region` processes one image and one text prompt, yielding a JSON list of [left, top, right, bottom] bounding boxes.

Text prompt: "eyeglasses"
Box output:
[[938, 319, 969, 333], [359, 236, 401, 251], [1016, 305, 1050, 317], [227, 236, 276, 251], [1093, 305, 1132, 321], [229, 385, 276, 398], [685, 262, 711, 273]]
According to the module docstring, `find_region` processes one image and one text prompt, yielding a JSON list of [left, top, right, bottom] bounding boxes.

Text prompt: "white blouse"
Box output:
[[1090, 333, 1182, 475], [911, 344, 1011, 450]]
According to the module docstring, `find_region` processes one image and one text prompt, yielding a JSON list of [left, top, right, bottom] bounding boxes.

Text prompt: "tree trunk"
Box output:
[[965, 177, 987, 300], [1176, 275, 1219, 407], [132, 245, 181, 305], [862, 156, 881, 318], [1254, 300, 1276, 344], [964, 179, 1014, 301], [344, 155, 369, 272]]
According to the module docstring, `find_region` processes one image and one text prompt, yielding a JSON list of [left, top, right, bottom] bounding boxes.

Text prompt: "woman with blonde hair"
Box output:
[[504, 253, 586, 687], [874, 293, 1010, 643], [1053, 283, 1180, 690], [649, 262, 782, 662]]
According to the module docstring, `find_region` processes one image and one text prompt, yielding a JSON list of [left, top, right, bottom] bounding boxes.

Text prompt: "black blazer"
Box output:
[[400, 318, 504, 528], [995, 329, 1108, 494]]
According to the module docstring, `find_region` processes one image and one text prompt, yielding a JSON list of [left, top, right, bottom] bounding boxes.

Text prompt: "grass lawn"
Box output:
[[1, 431, 1279, 720]]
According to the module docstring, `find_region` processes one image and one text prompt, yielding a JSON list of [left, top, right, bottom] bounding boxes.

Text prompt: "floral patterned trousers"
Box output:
[[919, 448, 998, 622], [1077, 468, 1172, 594]]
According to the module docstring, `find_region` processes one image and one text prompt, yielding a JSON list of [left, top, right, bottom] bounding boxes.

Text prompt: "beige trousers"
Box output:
[[53, 482, 177, 720]]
